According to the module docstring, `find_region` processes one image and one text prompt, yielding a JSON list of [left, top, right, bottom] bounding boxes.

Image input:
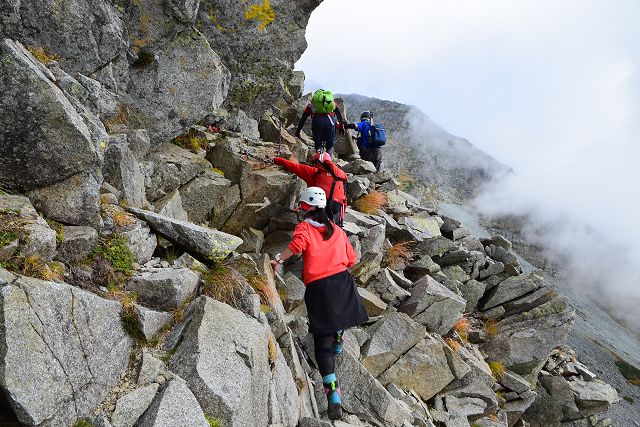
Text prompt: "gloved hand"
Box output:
[[295, 129, 302, 138]]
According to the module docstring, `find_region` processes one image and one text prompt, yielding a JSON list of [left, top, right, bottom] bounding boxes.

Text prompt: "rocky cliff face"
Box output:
[[0, 3, 630, 427]]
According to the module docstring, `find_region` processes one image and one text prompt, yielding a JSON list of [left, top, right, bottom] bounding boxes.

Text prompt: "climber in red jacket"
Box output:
[[273, 151, 348, 226], [270, 187, 368, 421]]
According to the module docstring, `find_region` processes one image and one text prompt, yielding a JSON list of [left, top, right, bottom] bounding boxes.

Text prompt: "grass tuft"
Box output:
[[205, 416, 221, 427], [453, 317, 471, 342], [46, 219, 64, 244], [615, 357, 640, 387], [27, 45, 59, 64], [248, 273, 280, 309], [268, 334, 277, 367], [385, 241, 414, 270], [201, 265, 238, 307], [111, 210, 135, 228], [353, 191, 388, 215], [0, 209, 27, 247], [172, 129, 209, 153], [445, 337, 462, 352], [483, 318, 500, 338], [488, 361, 506, 379]]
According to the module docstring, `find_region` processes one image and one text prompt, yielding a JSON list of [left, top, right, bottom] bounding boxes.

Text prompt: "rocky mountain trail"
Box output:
[[0, 1, 634, 426]]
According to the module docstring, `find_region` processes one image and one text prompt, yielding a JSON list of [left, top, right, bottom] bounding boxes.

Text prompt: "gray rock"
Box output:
[[0, 271, 132, 426], [523, 375, 580, 425], [126, 268, 199, 311], [179, 171, 240, 227], [128, 29, 230, 146], [405, 256, 441, 282], [279, 272, 306, 312], [298, 417, 332, 427], [569, 380, 619, 417], [333, 350, 413, 426], [154, 190, 189, 221], [111, 384, 159, 427], [348, 175, 371, 201], [343, 221, 366, 237], [144, 143, 211, 202], [442, 265, 471, 283], [482, 306, 575, 383], [366, 268, 411, 305], [126, 129, 152, 161], [388, 269, 414, 290], [236, 228, 265, 254], [479, 272, 544, 311], [268, 341, 300, 427], [343, 207, 381, 228], [498, 370, 531, 394], [28, 171, 101, 226], [379, 336, 455, 401], [103, 140, 146, 208], [485, 244, 518, 267], [403, 214, 443, 241], [358, 287, 388, 316], [121, 220, 158, 265], [481, 235, 513, 251], [0, 195, 57, 261], [418, 236, 458, 258], [128, 208, 242, 260], [137, 378, 209, 427], [138, 352, 165, 386], [398, 275, 466, 335], [169, 297, 271, 427], [344, 159, 377, 175], [353, 224, 386, 284], [479, 260, 505, 280], [361, 312, 425, 377], [0, 39, 100, 192], [458, 279, 486, 313], [134, 305, 173, 341], [166, 0, 201, 23], [269, 212, 299, 232], [55, 225, 98, 263], [288, 70, 306, 99]]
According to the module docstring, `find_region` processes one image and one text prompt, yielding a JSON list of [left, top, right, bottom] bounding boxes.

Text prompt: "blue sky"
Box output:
[[297, 0, 640, 297]]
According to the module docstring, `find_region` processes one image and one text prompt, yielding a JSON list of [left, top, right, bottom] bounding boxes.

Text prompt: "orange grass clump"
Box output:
[[353, 191, 388, 215]]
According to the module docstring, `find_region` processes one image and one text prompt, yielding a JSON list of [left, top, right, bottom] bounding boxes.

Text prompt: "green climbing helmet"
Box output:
[[311, 89, 335, 114]]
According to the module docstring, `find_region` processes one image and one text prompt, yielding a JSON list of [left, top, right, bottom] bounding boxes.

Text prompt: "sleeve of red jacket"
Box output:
[[345, 233, 357, 268], [288, 223, 310, 255], [273, 157, 317, 184]]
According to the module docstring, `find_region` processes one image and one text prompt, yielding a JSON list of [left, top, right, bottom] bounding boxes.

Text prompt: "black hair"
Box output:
[[306, 207, 335, 241]]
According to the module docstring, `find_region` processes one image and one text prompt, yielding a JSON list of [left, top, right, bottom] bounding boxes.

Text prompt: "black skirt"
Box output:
[[304, 270, 369, 334]]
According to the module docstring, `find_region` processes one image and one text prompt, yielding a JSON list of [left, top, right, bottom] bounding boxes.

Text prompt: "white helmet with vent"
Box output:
[[299, 187, 327, 209]]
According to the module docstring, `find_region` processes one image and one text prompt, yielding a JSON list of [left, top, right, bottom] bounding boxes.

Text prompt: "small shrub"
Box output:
[[488, 361, 506, 379], [483, 318, 500, 338], [90, 233, 134, 274], [453, 317, 471, 342], [385, 241, 414, 270], [205, 416, 221, 427], [353, 191, 388, 215], [624, 396, 634, 404], [111, 210, 135, 227], [172, 129, 208, 153], [27, 45, 59, 64]]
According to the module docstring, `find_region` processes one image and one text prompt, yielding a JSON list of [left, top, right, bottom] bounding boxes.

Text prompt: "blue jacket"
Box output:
[[356, 120, 373, 148]]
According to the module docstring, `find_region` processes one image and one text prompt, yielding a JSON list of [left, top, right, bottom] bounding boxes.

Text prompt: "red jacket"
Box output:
[[273, 157, 347, 208], [288, 220, 357, 284]]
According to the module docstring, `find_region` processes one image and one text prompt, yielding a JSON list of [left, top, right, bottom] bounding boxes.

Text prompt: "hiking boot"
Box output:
[[332, 330, 344, 354], [327, 401, 343, 420]]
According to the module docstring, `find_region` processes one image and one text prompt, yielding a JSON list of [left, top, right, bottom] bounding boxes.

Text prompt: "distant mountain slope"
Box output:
[[339, 93, 511, 204]]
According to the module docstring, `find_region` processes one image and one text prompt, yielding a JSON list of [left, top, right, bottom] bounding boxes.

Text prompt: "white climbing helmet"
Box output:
[[299, 186, 327, 209]]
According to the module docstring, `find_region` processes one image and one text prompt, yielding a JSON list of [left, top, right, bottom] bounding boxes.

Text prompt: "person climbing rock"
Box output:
[[273, 151, 348, 226], [270, 187, 368, 421], [296, 89, 345, 156], [344, 111, 385, 171]]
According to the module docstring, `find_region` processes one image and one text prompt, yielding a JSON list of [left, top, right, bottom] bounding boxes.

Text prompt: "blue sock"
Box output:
[[323, 373, 342, 404], [333, 330, 344, 354]]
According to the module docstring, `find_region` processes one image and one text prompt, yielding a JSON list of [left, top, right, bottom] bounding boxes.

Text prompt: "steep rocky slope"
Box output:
[[0, 2, 632, 426]]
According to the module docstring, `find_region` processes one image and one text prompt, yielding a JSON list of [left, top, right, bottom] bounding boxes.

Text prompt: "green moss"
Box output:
[[0, 209, 26, 247], [121, 307, 146, 343], [73, 420, 93, 427], [0, 230, 18, 248], [90, 233, 134, 273], [205, 415, 221, 427], [46, 219, 64, 244], [260, 303, 271, 314], [623, 396, 635, 403]]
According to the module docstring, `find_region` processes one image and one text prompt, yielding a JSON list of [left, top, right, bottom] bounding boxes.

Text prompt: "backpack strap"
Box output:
[[314, 161, 347, 205]]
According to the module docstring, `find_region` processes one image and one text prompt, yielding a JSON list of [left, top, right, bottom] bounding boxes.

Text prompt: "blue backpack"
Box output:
[[369, 123, 387, 147]]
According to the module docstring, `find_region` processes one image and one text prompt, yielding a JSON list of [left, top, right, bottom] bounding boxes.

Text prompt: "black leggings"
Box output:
[[311, 115, 336, 154], [314, 333, 335, 377]]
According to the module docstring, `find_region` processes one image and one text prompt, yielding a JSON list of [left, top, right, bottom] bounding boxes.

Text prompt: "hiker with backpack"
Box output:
[[344, 111, 386, 172], [270, 186, 368, 421], [273, 151, 348, 226], [295, 89, 345, 156]]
